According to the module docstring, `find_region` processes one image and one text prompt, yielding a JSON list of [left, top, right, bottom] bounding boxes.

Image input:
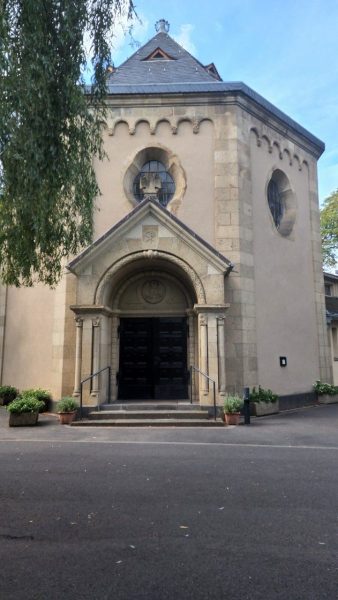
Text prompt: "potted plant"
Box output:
[[56, 397, 78, 424], [223, 395, 243, 425], [0, 385, 18, 407], [7, 395, 45, 426], [313, 380, 338, 404], [22, 388, 52, 412], [249, 386, 279, 416]]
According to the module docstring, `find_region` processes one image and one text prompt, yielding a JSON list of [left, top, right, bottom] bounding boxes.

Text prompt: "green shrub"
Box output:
[[7, 396, 45, 414], [249, 386, 278, 403], [22, 389, 51, 411], [0, 385, 18, 406], [313, 380, 338, 396], [223, 395, 243, 414], [57, 397, 78, 413]]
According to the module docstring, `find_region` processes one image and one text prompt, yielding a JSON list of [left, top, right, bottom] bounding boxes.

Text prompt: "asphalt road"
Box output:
[[0, 405, 337, 600]]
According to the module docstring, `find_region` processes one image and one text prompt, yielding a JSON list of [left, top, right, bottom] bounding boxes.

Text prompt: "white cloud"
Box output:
[[110, 13, 149, 56], [82, 12, 149, 81], [173, 24, 197, 55]]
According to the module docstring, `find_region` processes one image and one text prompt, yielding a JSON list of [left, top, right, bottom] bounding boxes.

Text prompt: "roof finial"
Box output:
[[155, 19, 170, 33]]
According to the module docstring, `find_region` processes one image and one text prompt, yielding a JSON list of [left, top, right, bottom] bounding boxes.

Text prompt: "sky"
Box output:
[[106, 0, 338, 204]]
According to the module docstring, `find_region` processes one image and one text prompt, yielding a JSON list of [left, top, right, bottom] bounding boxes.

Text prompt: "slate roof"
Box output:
[[107, 31, 220, 86], [89, 27, 324, 155]]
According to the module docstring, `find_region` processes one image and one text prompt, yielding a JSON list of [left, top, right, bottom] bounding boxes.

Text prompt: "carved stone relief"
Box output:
[[141, 279, 166, 304]]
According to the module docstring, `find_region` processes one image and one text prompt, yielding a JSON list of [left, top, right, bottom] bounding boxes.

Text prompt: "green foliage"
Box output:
[[313, 380, 338, 396], [7, 396, 45, 413], [249, 386, 278, 403], [320, 190, 338, 268], [22, 388, 51, 411], [57, 396, 78, 413], [0, 384, 18, 405], [223, 395, 243, 414], [0, 0, 135, 286]]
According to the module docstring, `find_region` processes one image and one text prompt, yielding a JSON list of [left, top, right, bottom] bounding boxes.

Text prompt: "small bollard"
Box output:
[[243, 386, 250, 425]]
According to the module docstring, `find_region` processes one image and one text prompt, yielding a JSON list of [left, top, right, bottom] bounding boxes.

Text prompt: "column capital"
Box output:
[[70, 304, 113, 318], [194, 303, 230, 315]]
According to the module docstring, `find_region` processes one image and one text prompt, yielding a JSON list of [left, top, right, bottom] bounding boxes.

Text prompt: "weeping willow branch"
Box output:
[[0, 0, 135, 286]]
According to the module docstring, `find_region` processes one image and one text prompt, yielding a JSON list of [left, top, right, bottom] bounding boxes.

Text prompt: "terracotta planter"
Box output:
[[318, 394, 338, 405], [58, 411, 77, 425], [9, 411, 39, 427], [224, 412, 241, 425]]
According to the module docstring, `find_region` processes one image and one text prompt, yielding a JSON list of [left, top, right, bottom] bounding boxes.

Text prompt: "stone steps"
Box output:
[[71, 402, 223, 427], [71, 418, 224, 427], [87, 410, 210, 420]]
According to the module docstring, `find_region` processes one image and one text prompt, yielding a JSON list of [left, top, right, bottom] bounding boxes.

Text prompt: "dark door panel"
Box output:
[[118, 317, 188, 400]]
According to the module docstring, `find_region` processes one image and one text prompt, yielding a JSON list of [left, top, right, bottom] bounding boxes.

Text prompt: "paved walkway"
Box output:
[[1, 403, 338, 600], [1, 402, 337, 448]]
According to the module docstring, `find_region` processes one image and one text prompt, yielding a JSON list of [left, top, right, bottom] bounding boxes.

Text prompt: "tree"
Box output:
[[320, 190, 338, 268], [0, 0, 135, 286]]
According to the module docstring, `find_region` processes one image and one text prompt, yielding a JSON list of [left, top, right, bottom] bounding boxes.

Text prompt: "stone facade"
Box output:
[[0, 25, 332, 407]]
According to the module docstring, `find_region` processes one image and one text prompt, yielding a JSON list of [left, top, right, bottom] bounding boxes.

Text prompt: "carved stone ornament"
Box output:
[[142, 280, 166, 304], [143, 225, 158, 244]]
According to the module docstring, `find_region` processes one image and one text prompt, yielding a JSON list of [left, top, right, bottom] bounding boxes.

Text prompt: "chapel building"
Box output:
[[0, 20, 332, 409]]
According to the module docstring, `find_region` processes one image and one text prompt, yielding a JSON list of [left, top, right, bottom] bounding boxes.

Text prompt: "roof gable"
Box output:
[[68, 198, 233, 275], [143, 47, 175, 61]]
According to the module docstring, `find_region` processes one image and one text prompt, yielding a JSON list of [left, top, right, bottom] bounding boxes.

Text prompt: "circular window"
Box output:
[[267, 170, 296, 237], [133, 161, 175, 206], [123, 146, 186, 209]]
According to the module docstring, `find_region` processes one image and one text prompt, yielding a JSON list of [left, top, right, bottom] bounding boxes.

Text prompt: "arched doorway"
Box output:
[[111, 267, 196, 401]]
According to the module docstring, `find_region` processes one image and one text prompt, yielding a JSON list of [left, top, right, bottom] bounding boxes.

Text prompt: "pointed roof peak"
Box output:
[[108, 21, 222, 87], [155, 19, 170, 33]]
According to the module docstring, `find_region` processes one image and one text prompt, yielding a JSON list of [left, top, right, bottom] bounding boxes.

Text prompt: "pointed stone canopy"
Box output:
[[107, 22, 222, 86], [67, 198, 233, 277]]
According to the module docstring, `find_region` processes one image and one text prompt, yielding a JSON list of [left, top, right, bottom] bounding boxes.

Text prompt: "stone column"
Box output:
[[199, 314, 209, 396], [217, 316, 226, 395], [91, 317, 101, 396], [111, 314, 120, 401], [73, 316, 83, 397]]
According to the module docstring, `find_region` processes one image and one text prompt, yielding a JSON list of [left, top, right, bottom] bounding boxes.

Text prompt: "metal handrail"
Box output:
[[79, 366, 111, 418], [190, 365, 217, 421]]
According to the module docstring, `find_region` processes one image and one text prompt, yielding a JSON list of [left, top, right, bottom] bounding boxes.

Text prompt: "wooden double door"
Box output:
[[118, 317, 188, 400]]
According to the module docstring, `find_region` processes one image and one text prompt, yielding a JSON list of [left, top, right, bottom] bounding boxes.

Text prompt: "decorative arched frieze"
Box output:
[[250, 126, 307, 172], [293, 154, 302, 171], [283, 148, 293, 165], [152, 118, 171, 134], [272, 141, 283, 159], [107, 119, 130, 136], [250, 127, 261, 146], [94, 250, 207, 306], [261, 134, 272, 153], [107, 116, 213, 136], [133, 119, 151, 135]]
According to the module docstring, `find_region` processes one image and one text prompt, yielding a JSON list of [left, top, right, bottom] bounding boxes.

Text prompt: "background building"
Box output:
[[324, 272, 338, 385]]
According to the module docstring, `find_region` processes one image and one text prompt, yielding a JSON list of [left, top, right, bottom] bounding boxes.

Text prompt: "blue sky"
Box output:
[[108, 0, 338, 203]]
